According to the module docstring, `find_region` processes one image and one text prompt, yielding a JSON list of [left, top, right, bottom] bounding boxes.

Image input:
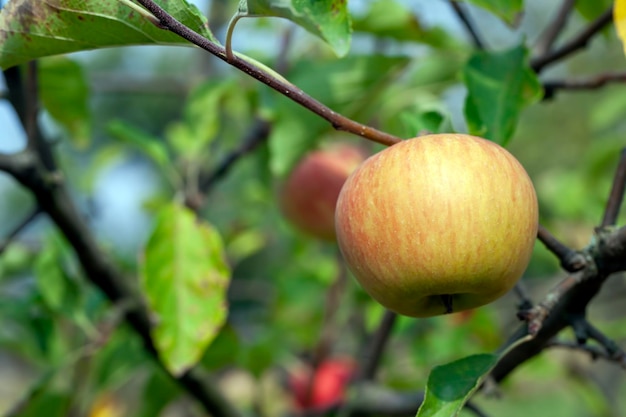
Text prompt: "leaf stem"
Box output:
[[130, 0, 403, 147]]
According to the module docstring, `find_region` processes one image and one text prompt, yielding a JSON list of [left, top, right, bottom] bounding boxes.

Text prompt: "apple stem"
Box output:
[[440, 294, 454, 314]]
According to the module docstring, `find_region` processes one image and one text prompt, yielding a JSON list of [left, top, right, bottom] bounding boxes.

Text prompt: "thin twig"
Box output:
[[537, 224, 587, 272], [448, 0, 485, 50], [513, 280, 534, 310], [361, 310, 397, 381], [0, 206, 41, 255], [543, 72, 626, 100], [534, 0, 576, 56], [601, 148, 626, 227], [546, 340, 626, 368], [131, 0, 403, 147], [184, 118, 271, 213], [531, 6, 614, 73], [518, 272, 588, 336]]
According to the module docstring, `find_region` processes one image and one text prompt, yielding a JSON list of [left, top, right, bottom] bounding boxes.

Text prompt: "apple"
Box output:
[[280, 144, 367, 241], [288, 357, 356, 411], [335, 133, 538, 317]]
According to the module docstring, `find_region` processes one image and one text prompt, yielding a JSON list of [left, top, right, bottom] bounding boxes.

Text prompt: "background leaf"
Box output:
[[237, 0, 351, 57], [461, 0, 523, 25], [39, 56, 91, 148], [352, 0, 458, 48], [0, 0, 216, 69], [140, 202, 230, 376], [268, 55, 409, 176], [462, 44, 542, 145]]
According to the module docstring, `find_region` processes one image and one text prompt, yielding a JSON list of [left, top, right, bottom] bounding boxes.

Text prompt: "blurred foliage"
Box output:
[[0, 0, 626, 416]]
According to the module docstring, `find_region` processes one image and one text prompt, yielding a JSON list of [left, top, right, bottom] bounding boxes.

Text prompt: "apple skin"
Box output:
[[288, 357, 356, 411], [280, 144, 367, 241], [335, 134, 538, 317]]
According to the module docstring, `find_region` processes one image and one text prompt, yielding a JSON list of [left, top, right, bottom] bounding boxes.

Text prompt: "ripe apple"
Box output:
[[280, 144, 367, 241], [335, 133, 538, 317], [288, 357, 356, 411]]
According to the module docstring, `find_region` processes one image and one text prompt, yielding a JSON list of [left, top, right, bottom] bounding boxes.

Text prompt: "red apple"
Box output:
[[288, 357, 356, 411], [280, 144, 367, 241], [335, 134, 538, 317]]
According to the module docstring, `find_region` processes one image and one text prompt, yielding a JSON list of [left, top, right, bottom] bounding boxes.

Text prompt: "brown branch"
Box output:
[[546, 340, 626, 368], [185, 118, 272, 212], [360, 310, 398, 381], [601, 148, 626, 227], [492, 225, 626, 383], [531, 6, 614, 73], [131, 0, 403, 147], [537, 224, 587, 272], [448, 0, 485, 50], [534, 0, 576, 56], [543, 72, 626, 100]]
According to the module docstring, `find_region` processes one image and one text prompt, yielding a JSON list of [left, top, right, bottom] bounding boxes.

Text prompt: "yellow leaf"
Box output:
[[615, 0, 626, 54]]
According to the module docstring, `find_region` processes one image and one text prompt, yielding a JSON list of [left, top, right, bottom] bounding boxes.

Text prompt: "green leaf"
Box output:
[[140, 202, 230, 376], [416, 354, 498, 417], [461, 0, 523, 25], [39, 56, 91, 148], [0, 0, 217, 69], [135, 368, 180, 417], [237, 0, 351, 57], [165, 80, 235, 159], [352, 0, 458, 48], [400, 110, 447, 137], [462, 44, 542, 145], [577, 0, 612, 20], [269, 55, 409, 176], [107, 119, 176, 180]]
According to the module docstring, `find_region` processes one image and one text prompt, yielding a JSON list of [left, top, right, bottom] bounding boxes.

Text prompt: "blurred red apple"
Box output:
[[335, 134, 538, 317], [288, 357, 357, 411], [280, 144, 366, 241]]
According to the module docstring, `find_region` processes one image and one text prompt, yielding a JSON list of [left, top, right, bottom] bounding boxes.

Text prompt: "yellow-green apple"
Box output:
[[288, 357, 356, 411], [280, 144, 367, 241], [335, 133, 538, 317]]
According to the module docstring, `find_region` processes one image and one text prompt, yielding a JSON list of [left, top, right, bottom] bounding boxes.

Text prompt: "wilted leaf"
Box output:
[[0, 0, 216, 69], [140, 202, 230, 376], [39, 56, 91, 148], [237, 0, 351, 57], [463, 44, 542, 145]]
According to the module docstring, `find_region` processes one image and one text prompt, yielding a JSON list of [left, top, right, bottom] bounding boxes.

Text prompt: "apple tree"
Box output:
[[0, 0, 626, 416]]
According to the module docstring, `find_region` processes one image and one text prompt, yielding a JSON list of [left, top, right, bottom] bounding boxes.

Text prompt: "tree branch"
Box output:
[[537, 224, 587, 272], [531, 6, 614, 73], [492, 225, 626, 383], [543, 72, 626, 100], [448, 0, 485, 50], [131, 0, 403, 147], [547, 339, 626, 368], [534, 0, 576, 56], [360, 310, 398, 381], [601, 148, 626, 227]]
